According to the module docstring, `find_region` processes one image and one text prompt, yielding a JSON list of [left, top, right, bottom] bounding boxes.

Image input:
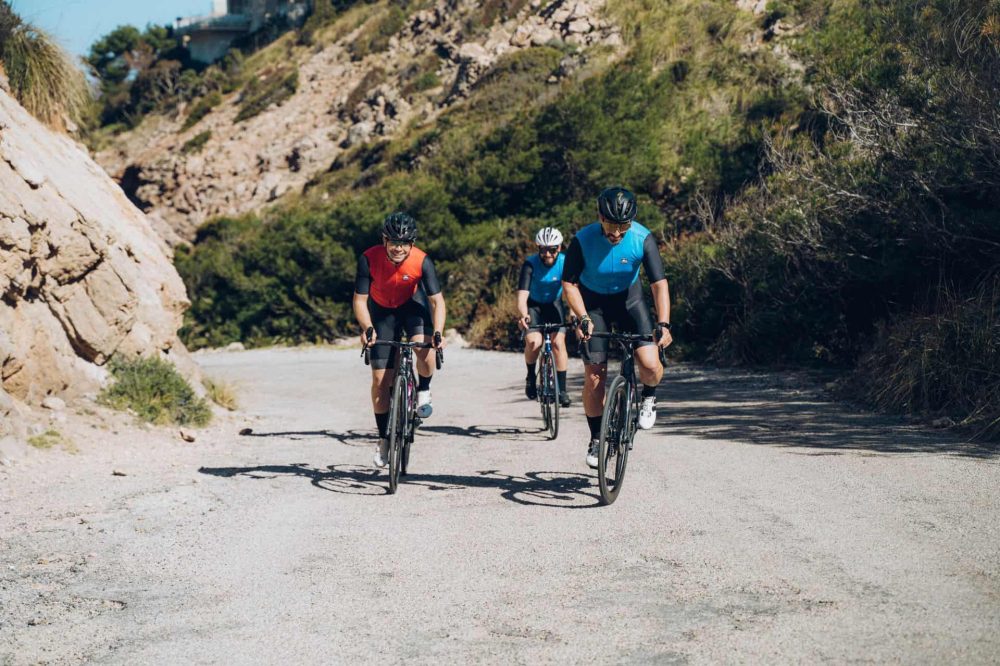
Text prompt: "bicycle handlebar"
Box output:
[[362, 339, 444, 369]]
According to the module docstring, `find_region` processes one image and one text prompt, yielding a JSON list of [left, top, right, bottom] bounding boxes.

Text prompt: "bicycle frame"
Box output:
[[588, 332, 647, 446]]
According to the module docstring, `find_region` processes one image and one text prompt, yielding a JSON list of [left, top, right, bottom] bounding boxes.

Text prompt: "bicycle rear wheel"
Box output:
[[542, 354, 559, 440], [386, 371, 407, 494], [597, 375, 630, 505]]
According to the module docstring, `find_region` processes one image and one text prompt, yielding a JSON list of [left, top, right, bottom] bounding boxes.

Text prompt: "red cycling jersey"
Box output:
[[362, 245, 427, 308]]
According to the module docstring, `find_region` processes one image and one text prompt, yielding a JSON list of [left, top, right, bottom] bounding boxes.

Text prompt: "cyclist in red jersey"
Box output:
[[353, 213, 446, 468]]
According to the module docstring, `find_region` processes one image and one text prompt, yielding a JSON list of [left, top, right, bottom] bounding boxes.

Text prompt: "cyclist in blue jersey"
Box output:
[[516, 227, 571, 408], [561, 187, 673, 469]]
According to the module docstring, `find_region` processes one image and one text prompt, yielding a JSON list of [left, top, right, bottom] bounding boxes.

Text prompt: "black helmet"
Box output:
[[597, 187, 637, 223], [382, 212, 417, 242]]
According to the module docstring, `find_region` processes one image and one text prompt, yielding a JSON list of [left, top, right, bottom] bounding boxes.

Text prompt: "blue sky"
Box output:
[[11, 0, 215, 58]]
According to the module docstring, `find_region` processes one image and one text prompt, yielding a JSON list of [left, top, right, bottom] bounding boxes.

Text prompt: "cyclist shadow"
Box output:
[[419, 424, 546, 441], [197, 463, 601, 508]]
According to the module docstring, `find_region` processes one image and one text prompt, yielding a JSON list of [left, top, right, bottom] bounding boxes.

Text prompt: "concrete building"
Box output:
[[175, 0, 311, 64]]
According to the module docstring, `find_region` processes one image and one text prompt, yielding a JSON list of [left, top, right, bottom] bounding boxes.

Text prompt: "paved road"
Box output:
[[2, 347, 998, 663]]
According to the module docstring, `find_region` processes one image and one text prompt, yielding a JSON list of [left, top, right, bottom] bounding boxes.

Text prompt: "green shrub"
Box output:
[[99, 357, 212, 426], [181, 92, 223, 131], [0, 2, 90, 128], [235, 66, 299, 122], [181, 130, 212, 154]]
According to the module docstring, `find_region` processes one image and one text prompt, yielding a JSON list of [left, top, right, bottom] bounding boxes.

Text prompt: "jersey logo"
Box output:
[[402, 274, 412, 281], [620, 258, 630, 265]]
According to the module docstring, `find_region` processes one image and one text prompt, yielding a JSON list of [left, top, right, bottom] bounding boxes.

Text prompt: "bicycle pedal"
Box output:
[[413, 417, 423, 428]]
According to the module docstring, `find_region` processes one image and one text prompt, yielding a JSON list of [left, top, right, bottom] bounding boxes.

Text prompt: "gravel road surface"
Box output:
[[2, 347, 998, 664]]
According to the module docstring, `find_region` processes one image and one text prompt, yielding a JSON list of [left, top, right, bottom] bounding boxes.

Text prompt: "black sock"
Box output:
[[375, 412, 389, 439], [418, 374, 432, 391], [557, 370, 567, 392], [642, 384, 657, 398], [587, 415, 602, 440], [526, 363, 536, 381]]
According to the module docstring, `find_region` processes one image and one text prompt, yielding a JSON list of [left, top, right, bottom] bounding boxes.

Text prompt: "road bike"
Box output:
[[363, 332, 443, 494], [581, 323, 666, 505], [524, 322, 570, 440]]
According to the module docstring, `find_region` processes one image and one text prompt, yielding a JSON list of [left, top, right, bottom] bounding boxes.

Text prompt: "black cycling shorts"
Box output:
[[367, 297, 432, 369], [580, 281, 654, 364], [527, 298, 566, 334]]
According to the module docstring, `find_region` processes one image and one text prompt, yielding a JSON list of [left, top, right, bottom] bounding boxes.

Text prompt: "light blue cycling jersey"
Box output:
[[576, 221, 652, 295], [526, 253, 564, 303]]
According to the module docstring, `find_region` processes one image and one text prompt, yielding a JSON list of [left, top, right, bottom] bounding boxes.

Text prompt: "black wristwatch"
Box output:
[[657, 321, 672, 330]]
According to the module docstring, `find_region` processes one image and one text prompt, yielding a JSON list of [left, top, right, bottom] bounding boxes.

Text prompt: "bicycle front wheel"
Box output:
[[386, 371, 407, 494], [542, 355, 559, 440], [597, 374, 631, 505]]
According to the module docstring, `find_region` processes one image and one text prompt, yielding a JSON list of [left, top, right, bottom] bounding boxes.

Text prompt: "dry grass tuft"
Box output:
[[0, 2, 90, 129], [204, 377, 239, 411]]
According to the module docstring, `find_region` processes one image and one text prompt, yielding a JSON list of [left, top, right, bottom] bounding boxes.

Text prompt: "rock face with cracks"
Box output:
[[0, 89, 192, 442]]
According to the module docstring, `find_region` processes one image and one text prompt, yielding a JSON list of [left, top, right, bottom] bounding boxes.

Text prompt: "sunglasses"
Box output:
[[384, 239, 413, 249], [539, 246, 560, 254], [600, 220, 632, 233]]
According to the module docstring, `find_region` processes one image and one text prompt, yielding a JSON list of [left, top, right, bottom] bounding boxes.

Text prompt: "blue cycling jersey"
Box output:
[[576, 221, 652, 295], [526, 253, 564, 303]]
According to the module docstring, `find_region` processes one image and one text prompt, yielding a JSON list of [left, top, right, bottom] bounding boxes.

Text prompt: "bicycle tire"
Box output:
[[544, 354, 559, 440], [401, 389, 414, 476], [386, 371, 407, 494], [597, 374, 631, 505], [537, 363, 551, 431]]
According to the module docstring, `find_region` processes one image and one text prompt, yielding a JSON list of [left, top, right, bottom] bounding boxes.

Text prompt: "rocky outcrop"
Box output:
[[96, 0, 622, 244], [0, 89, 192, 437]]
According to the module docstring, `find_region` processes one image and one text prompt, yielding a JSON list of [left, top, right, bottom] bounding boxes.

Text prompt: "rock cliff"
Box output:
[[0, 89, 192, 441]]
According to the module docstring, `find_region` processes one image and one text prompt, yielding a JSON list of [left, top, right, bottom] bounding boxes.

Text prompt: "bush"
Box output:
[[235, 66, 299, 122], [848, 278, 1000, 439], [181, 130, 212, 154], [181, 91, 223, 131], [99, 357, 212, 426], [0, 2, 90, 128]]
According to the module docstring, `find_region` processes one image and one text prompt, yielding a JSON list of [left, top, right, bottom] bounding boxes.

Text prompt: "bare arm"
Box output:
[[428, 292, 447, 348], [650, 279, 672, 348], [353, 292, 374, 346], [561, 281, 591, 339], [517, 290, 530, 330]]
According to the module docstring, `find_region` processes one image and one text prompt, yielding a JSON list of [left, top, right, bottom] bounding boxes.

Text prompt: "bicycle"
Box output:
[[362, 331, 443, 494], [524, 322, 571, 440], [581, 322, 666, 505]]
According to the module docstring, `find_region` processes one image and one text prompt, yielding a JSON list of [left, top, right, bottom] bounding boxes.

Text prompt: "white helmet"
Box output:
[[534, 227, 563, 246]]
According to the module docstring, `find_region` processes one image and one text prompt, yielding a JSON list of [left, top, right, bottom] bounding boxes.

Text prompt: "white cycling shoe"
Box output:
[[416, 390, 433, 418], [586, 439, 600, 469], [372, 438, 389, 468], [638, 397, 657, 430]]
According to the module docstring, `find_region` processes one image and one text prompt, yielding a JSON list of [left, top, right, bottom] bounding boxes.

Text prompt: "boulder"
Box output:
[[0, 89, 193, 429]]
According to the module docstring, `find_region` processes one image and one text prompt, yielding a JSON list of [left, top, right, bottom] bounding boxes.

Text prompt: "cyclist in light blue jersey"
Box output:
[[562, 187, 673, 468], [517, 227, 571, 408]]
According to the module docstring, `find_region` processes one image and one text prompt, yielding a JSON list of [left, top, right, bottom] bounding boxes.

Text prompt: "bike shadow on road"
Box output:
[[197, 463, 602, 508], [237, 428, 377, 447], [653, 365, 999, 458], [419, 424, 547, 441]]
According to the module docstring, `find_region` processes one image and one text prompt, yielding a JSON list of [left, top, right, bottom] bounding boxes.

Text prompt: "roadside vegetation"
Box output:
[[172, 0, 1000, 438], [99, 357, 212, 427]]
